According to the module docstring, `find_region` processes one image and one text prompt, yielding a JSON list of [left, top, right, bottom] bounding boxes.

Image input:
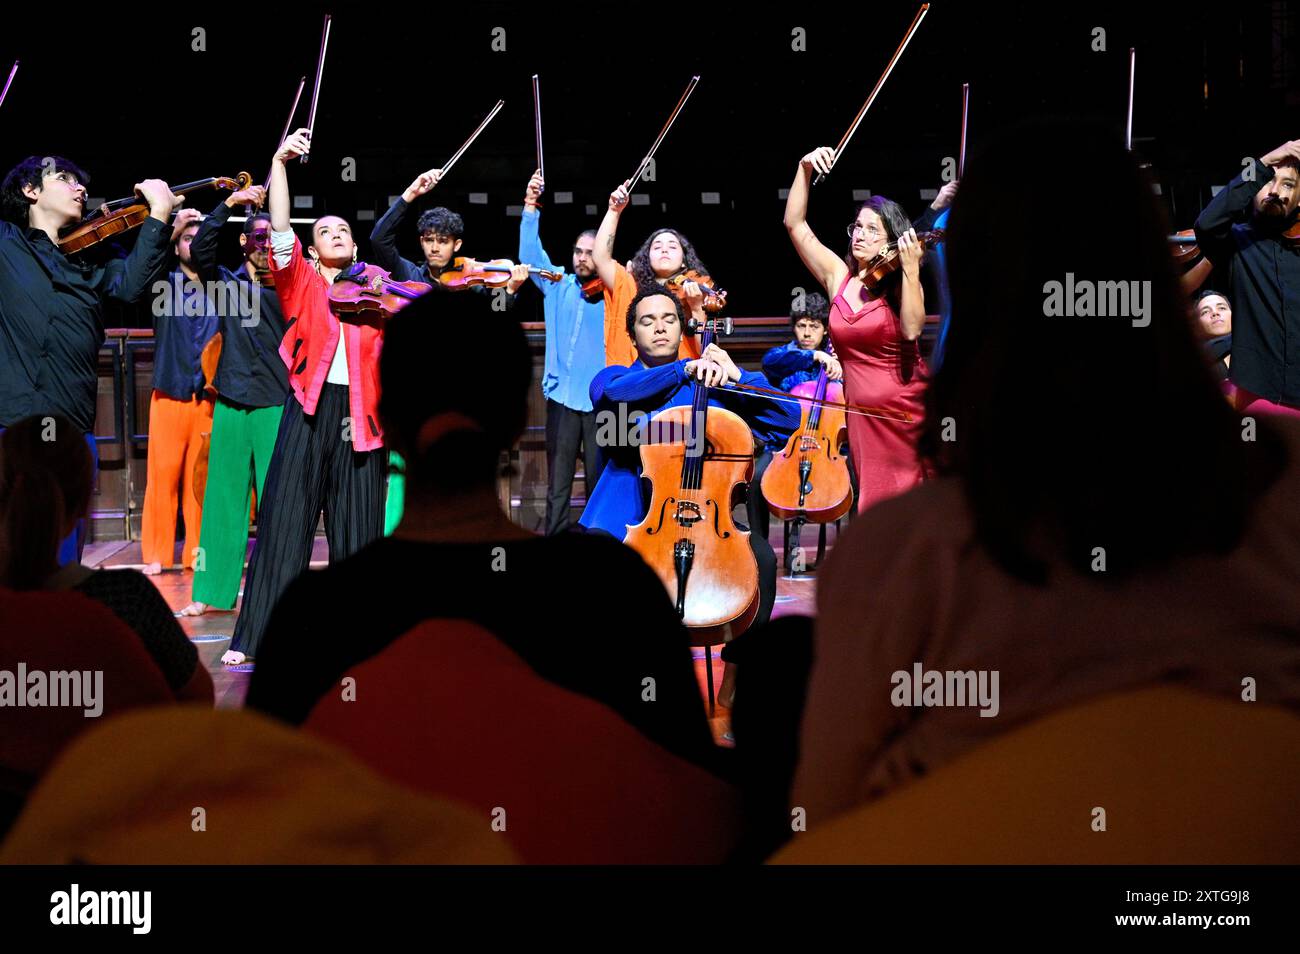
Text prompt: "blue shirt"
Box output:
[[762, 340, 823, 391], [518, 207, 606, 412], [151, 269, 221, 400], [578, 359, 800, 537]]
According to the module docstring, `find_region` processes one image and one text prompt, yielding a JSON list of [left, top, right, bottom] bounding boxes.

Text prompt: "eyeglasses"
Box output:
[[846, 223, 884, 240], [48, 171, 84, 191]]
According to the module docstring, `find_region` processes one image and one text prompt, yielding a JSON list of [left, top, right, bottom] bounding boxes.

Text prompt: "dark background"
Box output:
[[2, 0, 1296, 321]]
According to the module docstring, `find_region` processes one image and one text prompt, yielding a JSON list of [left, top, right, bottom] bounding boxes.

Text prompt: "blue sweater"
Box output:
[[762, 340, 824, 391], [578, 359, 800, 537]]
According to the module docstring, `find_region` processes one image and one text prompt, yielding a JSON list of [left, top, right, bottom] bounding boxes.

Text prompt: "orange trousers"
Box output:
[[141, 390, 214, 568]]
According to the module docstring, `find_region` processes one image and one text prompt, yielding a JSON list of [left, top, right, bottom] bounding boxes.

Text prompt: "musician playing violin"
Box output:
[[519, 168, 608, 536], [784, 146, 930, 512], [592, 179, 706, 367], [579, 288, 799, 630], [179, 185, 292, 617], [369, 165, 528, 533], [370, 166, 529, 302], [1193, 139, 1300, 415], [0, 155, 180, 564], [222, 128, 389, 667], [139, 208, 218, 576]]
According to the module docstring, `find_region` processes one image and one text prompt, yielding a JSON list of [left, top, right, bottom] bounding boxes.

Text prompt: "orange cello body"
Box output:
[[761, 371, 852, 523], [625, 406, 759, 645], [623, 320, 760, 646]]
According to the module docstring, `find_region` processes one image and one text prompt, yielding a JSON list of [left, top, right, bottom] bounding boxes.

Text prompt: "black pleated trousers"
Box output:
[[229, 384, 385, 658]]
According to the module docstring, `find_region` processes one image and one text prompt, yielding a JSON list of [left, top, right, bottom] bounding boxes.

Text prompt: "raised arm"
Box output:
[[593, 179, 630, 292], [100, 179, 182, 304], [519, 169, 560, 295], [191, 186, 265, 284], [1194, 149, 1289, 265], [370, 168, 442, 282], [784, 148, 849, 296], [268, 129, 311, 234]]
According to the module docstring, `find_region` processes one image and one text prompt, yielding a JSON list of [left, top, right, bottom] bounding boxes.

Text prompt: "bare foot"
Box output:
[[142, 562, 162, 576], [177, 601, 209, 617], [220, 650, 247, 666]]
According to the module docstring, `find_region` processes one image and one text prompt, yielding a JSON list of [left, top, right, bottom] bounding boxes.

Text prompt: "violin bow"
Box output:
[[628, 75, 700, 193], [1125, 47, 1135, 152], [721, 379, 914, 424], [0, 60, 17, 112], [264, 75, 307, 190], [532, 74, 545, 184], [958, 82, 970, 179], [815, 3, 930, 185], [301, 14, 332, 166], [439, 100, 506, 179]]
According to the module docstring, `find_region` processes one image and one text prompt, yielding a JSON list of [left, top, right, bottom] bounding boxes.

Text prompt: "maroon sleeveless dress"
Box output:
[[829, 272, 929, 512]]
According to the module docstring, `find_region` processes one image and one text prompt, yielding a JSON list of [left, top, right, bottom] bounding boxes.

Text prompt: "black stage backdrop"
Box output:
[[1, 0, 1296, 324]]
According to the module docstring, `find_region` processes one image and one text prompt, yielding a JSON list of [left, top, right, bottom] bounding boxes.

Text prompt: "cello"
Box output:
[[624, 316, 761, 671], [760, 347, 853, 526]]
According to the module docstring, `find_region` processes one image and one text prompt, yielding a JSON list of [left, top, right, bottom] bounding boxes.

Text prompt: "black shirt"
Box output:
[[188, 201, 289, 408], [1194, 157, 1300, 406], [245, 532, 725, 777], [0, 217, 172, 432]]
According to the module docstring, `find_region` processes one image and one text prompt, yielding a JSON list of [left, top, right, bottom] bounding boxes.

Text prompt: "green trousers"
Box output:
[[191, 400, 284, 609], [384, 450, 405, 535]]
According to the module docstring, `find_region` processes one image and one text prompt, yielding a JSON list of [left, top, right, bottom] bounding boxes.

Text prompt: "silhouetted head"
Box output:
[[379, 292, 531, 496], [918, 116, 1284, 581], [0, 416, 92, 589]]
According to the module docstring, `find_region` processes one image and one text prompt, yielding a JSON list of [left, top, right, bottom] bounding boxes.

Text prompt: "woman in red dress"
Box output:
[[783, 146, 929, 511]]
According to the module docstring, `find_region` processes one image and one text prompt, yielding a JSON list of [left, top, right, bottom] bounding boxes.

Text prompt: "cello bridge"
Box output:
[[674, 501, 703, 527]]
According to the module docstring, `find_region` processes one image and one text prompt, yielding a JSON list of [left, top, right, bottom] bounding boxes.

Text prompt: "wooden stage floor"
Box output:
[[84, 522, 837, 742]]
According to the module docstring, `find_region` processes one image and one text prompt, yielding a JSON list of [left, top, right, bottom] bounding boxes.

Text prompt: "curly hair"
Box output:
[[628, 228, 708, 290], [790, 291, 830, 346], [625, 285, 686, 339], [416, 207, 464, 240], [0, 155, 89, 226]]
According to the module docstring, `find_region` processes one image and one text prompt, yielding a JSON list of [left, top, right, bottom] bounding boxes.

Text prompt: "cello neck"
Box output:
[[807, 365, 829, 431], [682, 326, 714, 489]]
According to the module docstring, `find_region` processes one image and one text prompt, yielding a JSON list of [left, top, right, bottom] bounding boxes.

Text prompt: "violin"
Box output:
[[580, 276, 606, 298], [665, 268, 727, 313], [439, 257, 562, 291], [329, 262, 431, 320], [623, 316, 760, 660], [760, 352, 853, 525], [57, 173, 253, 254], [1168, 229, 1214, 295], [858, 228, 945, 290]]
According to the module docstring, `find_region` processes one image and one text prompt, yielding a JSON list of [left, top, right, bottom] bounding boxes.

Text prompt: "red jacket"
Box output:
[[273, 236, 386, 452]]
